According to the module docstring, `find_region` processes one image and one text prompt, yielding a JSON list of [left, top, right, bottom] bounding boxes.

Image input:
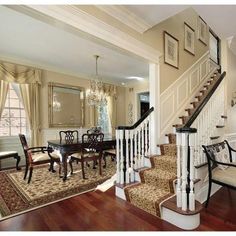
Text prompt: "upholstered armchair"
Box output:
[[19, 134, 61, 183]]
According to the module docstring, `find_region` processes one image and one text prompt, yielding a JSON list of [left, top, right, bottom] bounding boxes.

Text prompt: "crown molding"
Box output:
[[96, 5, 152, 34], [24, 5, 161, 63]]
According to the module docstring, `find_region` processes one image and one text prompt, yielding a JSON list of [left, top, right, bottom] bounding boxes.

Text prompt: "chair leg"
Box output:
[[205, 181, 212, 208], [69, 158, 73, 175], [24, 164, 29, 180], [103, 154, 107, 168], [28, 167, 33, 184], [49, 161, 56, 173], [99, 158, 102, 176], [81, 161, 86, 179]]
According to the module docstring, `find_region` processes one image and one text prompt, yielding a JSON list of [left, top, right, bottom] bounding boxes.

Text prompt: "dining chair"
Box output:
[[19, 134, 61, 184], [87, 127, 102, 134], [59, 130, 80, 173], [70, 132, 104, 179], [103, 148, 116, 168]]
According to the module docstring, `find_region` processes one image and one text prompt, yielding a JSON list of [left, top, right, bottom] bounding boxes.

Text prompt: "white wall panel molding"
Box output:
[[160, 51, 219, 137]]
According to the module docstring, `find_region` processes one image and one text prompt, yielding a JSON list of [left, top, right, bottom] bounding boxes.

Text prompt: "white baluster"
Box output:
[[134, 129, 137, 169], [120, 130, 124, 184], [116, 129, 120, 184], [138, 127, 141, 168], [176, 132, 182, 208], [141, 123, 145, 166], [144, 119, 148, 156], [125, 130, 130, 184], [181, 133, 188, 211], [130, 130, 134, 182], [189, 133, 196, 211]]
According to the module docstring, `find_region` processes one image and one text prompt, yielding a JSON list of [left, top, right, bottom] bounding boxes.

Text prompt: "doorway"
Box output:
[[139, 92, 150, 118]]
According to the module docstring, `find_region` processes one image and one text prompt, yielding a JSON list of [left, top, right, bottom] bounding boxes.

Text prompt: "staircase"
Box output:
[[115, 69, 227, 230]]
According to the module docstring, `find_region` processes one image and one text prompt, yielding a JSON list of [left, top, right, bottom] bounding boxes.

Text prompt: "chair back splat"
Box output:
[[59, 130, 79, 143]]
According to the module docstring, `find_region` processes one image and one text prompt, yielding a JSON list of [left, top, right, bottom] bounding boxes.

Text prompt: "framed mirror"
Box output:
[[48, 82, 85, 127]]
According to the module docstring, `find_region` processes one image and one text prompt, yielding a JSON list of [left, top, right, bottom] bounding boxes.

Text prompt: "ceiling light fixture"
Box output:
[[126, 76, 144, 81], [87, 55, 107, 106]]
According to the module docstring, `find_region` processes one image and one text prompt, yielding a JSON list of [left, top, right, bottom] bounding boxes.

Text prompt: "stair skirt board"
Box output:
[[162, 207, 200, 230]]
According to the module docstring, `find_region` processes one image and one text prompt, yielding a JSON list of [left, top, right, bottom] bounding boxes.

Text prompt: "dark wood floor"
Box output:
[[0, 187, 235, 231]]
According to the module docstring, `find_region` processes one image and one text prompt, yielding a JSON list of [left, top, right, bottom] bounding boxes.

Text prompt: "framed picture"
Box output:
[[198, 16, 207, 45], [184, 22, 195, 55], [164, 31, 179, 69]]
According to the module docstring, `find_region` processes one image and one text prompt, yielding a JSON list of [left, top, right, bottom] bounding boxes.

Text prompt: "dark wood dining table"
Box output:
[[48, 136, 116, 181]]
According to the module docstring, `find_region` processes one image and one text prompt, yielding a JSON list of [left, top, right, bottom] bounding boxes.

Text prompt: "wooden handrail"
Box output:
[[117, 107, 154, 130], [182, 71, 226, 128]]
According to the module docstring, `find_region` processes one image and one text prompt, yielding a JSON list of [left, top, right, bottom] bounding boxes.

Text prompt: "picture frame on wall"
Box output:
[[198, 16, 207, 45], [184, 22, 195, 55], [164, 31, 179, 69]]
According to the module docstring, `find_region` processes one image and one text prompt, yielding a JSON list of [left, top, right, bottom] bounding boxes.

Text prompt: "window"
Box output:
[[209, 29, 220, 65], [97, 104, 111, 134], [0, 83, 27, 136]]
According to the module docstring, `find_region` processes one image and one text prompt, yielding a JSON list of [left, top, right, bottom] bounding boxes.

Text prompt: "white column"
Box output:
[[149, 62, 160, 154]]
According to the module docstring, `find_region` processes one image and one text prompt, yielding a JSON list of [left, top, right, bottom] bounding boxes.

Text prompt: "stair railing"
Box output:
[[176, 71, 226, 211], [116, 107, 154, 185]]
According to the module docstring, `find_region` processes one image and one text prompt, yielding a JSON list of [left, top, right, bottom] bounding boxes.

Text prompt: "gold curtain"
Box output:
[[0, 62, 42, 146], [0, 80, 9, 118], [19, 82, 41, 146]]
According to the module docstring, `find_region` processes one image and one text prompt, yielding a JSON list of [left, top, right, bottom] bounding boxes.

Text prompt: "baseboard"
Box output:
[[115, 186, 126, 200], [195, 182, 221, 204]]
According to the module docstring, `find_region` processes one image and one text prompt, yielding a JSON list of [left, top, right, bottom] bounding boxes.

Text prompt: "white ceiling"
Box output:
[[0, 6, 149, 85], [125, 5, 236, 39]]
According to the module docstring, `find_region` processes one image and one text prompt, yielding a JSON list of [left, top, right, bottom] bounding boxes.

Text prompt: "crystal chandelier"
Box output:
[[87, 55, 107, 106]]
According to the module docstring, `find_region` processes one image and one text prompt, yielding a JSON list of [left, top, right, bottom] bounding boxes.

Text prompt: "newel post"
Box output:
[[176, 127, 197, 212]]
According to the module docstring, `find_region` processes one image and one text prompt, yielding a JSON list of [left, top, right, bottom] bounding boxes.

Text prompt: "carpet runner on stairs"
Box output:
[[124, 143, 177, 217]]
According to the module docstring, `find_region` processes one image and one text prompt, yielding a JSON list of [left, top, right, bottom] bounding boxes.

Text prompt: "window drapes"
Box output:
[[0, 61, 41, 146]]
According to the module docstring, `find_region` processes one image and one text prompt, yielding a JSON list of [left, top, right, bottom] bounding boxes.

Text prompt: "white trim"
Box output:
[[24, 5, 161, 63], [96, 5, 152, 34]]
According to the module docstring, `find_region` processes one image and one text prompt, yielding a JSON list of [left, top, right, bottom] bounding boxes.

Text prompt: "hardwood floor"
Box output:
[[0, 187, 235, 231]]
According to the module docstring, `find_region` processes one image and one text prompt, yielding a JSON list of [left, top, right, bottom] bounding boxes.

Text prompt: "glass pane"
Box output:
[[10, 126, 21, 136], [0, 118, 10, 127], [10, 117, 21, 127], [1, 109, 9, 118], [9, 99, 19, 108], [0, 127, 9, 136], [21, 126, 27, 135], [4, 97, 9, 107], [9, 89, 18, 99], [20, 118, 26, 126], [9, 109, 21, 118]]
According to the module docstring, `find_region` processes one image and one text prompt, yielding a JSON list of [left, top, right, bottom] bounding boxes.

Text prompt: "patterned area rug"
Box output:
[[0, 159, 116, 220], [124, 142, 177, 217]]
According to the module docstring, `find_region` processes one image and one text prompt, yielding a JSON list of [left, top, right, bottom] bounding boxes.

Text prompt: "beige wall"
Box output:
[[223, 44, 236, 133], [77, 7, 209, 93], [144, 8, 209, 92], [40, 70, 126, 129], [125, 80, 149, 125]]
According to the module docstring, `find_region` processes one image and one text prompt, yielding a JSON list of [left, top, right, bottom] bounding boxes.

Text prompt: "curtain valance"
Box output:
[[0, 62, 41, 84]]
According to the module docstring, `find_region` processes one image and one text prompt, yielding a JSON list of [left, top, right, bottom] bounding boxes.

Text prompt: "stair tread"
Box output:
[[216, 125, 224, 128], [161, 196, 203, 215], [210, 136, 220, 140]]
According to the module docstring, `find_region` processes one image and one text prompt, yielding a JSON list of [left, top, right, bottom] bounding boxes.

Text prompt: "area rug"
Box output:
[[0, 159, 116, 220]]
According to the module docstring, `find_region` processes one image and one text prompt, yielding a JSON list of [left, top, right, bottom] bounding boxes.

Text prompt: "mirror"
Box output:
[[48, 82, 85, 127]]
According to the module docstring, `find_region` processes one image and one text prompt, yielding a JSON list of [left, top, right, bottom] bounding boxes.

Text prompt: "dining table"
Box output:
[[48, 135, 116, 181]]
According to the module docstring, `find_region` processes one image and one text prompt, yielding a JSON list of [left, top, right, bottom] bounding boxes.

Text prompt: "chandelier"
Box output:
[[87, 55, 107, 106]]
